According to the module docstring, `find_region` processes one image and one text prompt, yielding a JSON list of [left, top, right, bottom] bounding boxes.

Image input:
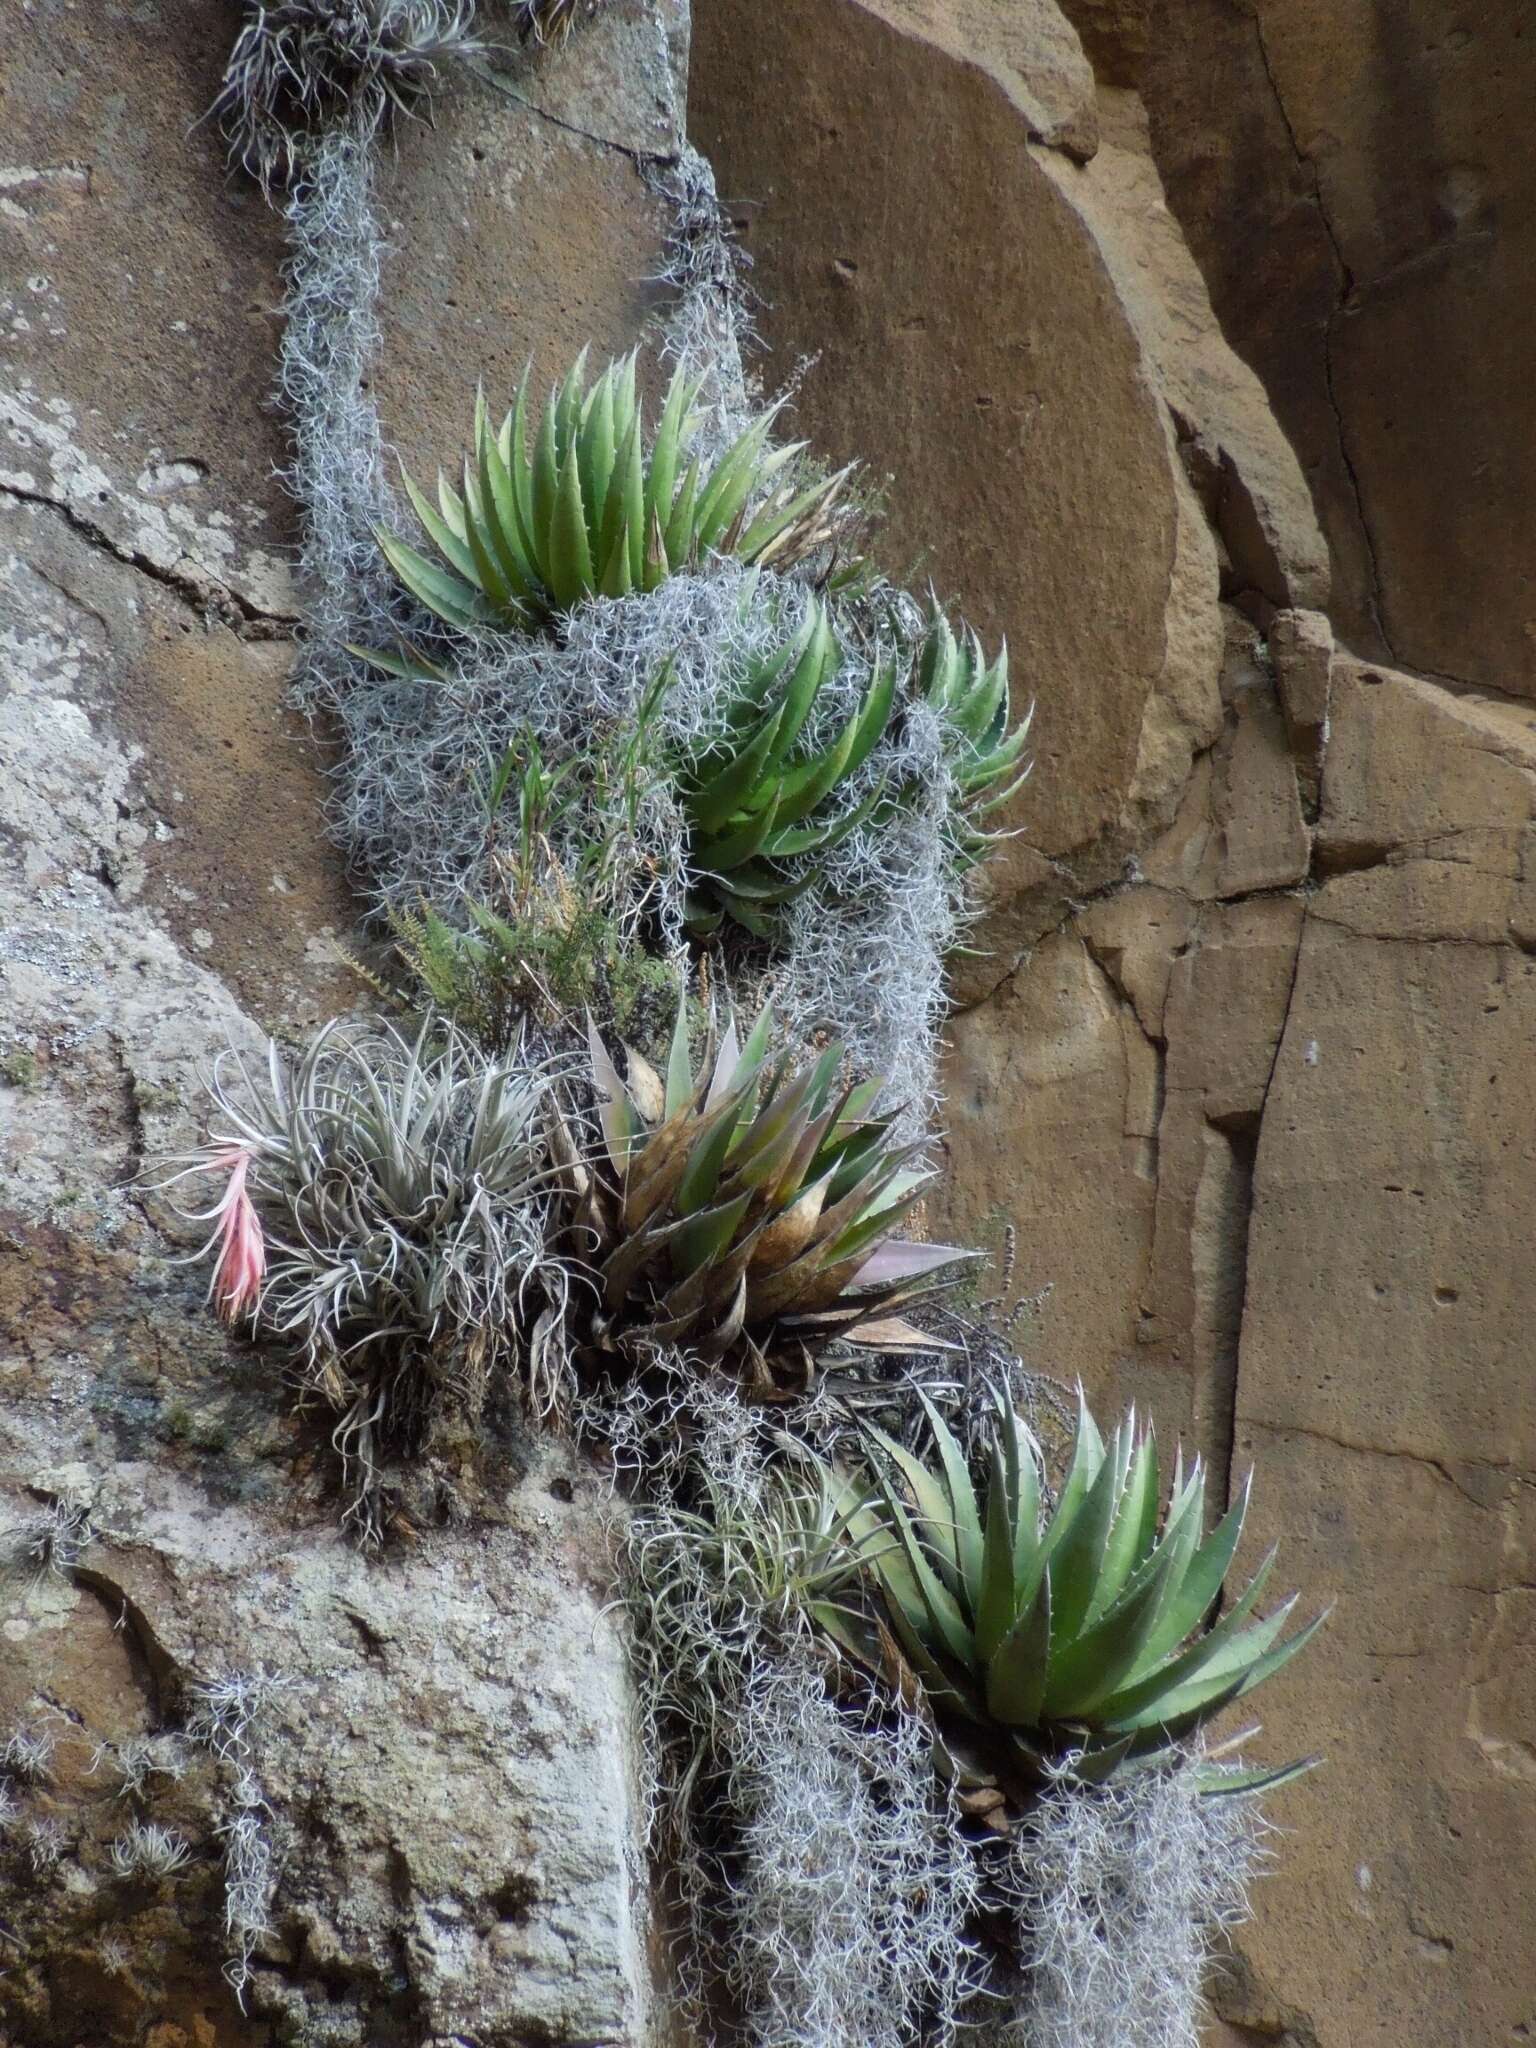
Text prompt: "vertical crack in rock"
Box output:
[[1242, 2, 1394, 662]]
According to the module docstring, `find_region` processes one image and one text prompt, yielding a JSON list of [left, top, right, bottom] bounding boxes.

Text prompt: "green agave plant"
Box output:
[[817, 1386, 1324, 1812], [679, 594, 898, 939], [551, 998, 975, 1395], [376, 348, 853, 632], [918, 610, 1033, 868]]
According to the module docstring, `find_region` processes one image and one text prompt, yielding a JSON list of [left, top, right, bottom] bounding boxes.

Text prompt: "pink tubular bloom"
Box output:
[[209, 1146, 265, 1324]]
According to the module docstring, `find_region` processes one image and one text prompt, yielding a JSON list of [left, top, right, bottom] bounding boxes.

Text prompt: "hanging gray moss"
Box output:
[[203, 15, 1302, 2048]]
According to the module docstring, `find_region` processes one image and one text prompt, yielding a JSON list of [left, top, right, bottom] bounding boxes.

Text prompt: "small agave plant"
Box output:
[[375, 348, 853, 632], [817, 1386, 1324, 1820], [679, 593, 898, 939], [918, 610, 1033, 869], [551, 999, 974, 1396]]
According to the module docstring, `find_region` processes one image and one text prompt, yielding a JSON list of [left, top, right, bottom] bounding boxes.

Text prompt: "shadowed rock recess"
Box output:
[[2, 0, 1531, 2043], [692, 3, 1534, 2045]]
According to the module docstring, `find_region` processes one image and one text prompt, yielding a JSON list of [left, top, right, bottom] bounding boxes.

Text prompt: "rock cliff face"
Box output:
[[1, 5, 684, 2040], [691, 3, 1535, 2044], [4, 0, 1531, 2043]]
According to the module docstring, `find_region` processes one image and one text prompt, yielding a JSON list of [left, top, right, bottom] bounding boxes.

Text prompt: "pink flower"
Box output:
[[207, 1145, 265, 1325]]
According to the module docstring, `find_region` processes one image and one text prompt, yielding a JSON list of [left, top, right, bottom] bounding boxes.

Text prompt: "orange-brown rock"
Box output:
[[694, 2, 1536, 2040], [1133, 0, 1536, 699]]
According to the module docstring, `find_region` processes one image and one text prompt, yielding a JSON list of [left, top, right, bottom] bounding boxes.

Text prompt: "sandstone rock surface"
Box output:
[[692, 2, 1536, 2041], [1131, 0, 1536, 699], [2, 5, 688, 2040]]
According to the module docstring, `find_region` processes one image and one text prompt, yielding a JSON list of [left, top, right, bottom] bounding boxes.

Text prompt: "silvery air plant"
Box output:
[[156, 1019, 573, 1532]]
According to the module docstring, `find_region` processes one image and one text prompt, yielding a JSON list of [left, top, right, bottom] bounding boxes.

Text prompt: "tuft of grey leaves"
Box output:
[[213, 0, 485, 192]]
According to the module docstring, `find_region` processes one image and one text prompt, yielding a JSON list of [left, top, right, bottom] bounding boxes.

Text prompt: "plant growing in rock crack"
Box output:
[[371, 348, 857, 634], [674, 591, 899, 940], [212, 0, 486, 191], [818, 1385, 1324, 1822], [916, 608, 1034, 870], [156, 1019, 574, 1535], [550, 997, 976, 1398], [386, 707, 677, 1048]]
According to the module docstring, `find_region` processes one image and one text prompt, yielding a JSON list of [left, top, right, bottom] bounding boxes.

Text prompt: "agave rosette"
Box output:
[[374, 348, 855, 633], [821, 1386, 1324, 1814], [679, 593, 898, 939], [554, 1000, 974, 1394], [918, 610, 1033, 869]]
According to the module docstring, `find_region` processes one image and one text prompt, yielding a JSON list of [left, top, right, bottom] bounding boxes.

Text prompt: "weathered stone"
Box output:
[[375, 3, 687, 486], [1210, 618, 1310, 898], [1318, 656, 1536, 878], [1139, 0, 1536, 696], [2, 6, 684, 2040], [1269, 604, 1333, 809], [937, 930, 1162, 1411]]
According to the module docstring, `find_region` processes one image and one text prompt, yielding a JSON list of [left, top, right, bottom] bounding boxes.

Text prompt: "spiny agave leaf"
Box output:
[[1193, 1754, 1321, 1800], [764, 774, 890, 865], [373, 530, 484, 631], [403, 468, 479, 585], [1036, 1391, 1105, 1577], [548, 440, 596, 609], [1048, 1418, 1136, 1643], [1127, 1468, 1245, 1675], [344, 643, 447, 682], [1107, 1598, 1320, 1733], [1039, 1507, 1192, 1719], [694, 786, 785, 875], [985, 1568, 1051, 1727], [1088, 1427, 1160, 1625], [1095, 1546, 1280, 1722], [915, 1391, 985, 1597], [975, 1436, 1023, 1663], [664, 994, 694, 1120], [689, 708, 788, 836], [849, 1240, 975, 1289]]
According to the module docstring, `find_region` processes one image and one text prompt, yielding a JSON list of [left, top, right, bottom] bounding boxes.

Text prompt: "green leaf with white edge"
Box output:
[[1087, 1427, 1159, 1625], [1096, 1548, 1280, 1722], [459, 458, 516, 612], [577, 360, 618, 531], [1126, 1469, 1248, 1675], [476, 420, 539, 601], [765, 775, 889, 861], [1042, 1416, 1132, 1644], [1039, 1509, 1192, 1718], [1108, 1598, 1318, 1733], [1037, 1392, 1105, 1576], [1193, 1754, 1321, 1800], [530, 396, 562, 578]]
